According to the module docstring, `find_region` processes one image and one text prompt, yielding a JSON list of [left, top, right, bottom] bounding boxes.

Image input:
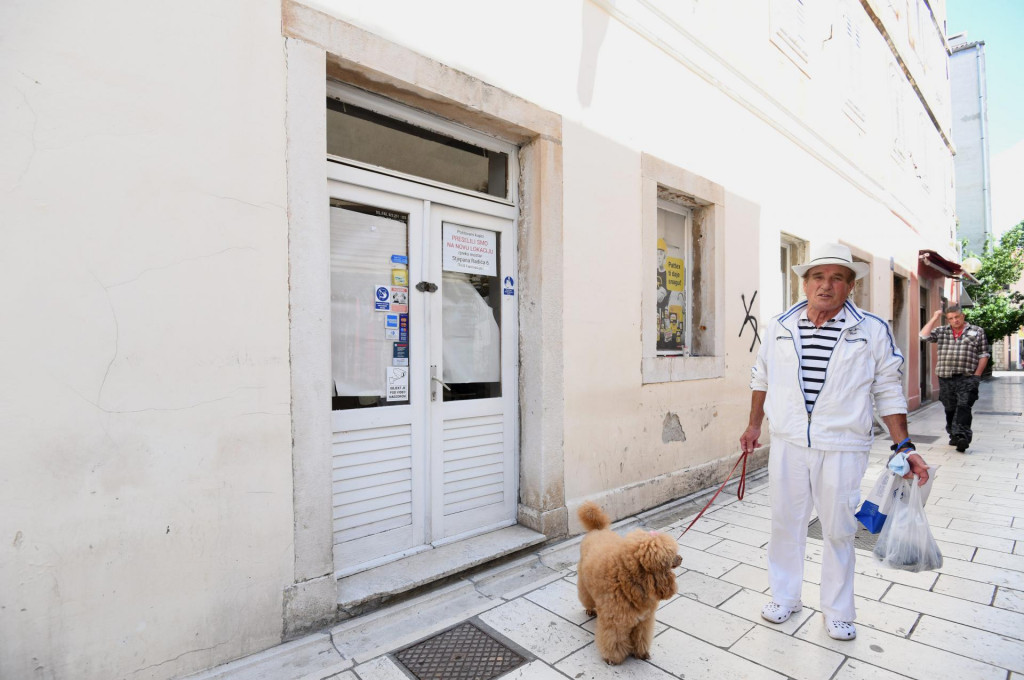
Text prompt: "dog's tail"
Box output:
[[578, 501, 610, 532]]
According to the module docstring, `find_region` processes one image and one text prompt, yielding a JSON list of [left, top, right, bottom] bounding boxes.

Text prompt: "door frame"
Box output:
[[327, 162, 519, 574], [282, 27, 565, 634]]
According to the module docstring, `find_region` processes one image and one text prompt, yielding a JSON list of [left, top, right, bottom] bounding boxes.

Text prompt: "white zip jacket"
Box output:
[[750, 299, 907, 451]]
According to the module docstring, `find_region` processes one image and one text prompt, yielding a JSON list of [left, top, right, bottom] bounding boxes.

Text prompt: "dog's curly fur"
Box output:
[[576, 501, 682, 665]]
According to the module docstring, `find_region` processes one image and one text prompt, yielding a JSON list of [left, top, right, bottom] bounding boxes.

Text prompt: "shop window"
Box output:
[[656, 202, 691, 355], [852, 255, 871, 310], [780, 234, 807, 313], [642, 155, 725, 383]]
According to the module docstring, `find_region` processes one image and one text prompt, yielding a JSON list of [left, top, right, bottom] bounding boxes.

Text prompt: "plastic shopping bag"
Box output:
[[872, 477, 943, 572], [854, 467, 902, 534], [856, 460, 938, 534]]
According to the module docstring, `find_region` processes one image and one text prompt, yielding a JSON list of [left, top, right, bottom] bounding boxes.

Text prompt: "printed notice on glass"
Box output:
[[386, 366, 408, 402], [442, 223, 496, 276]]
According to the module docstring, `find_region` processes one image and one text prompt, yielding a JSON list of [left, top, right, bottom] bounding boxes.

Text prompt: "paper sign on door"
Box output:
[[386, 367, 408, 401], [442, 223, 496, 276]]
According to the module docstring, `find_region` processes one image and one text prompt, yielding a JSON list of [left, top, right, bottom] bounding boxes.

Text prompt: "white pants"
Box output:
[[767, 438, 869, 622]]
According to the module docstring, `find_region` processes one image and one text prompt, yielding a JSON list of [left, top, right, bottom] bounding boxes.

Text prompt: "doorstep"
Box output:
[[336, 525, 547, 615]]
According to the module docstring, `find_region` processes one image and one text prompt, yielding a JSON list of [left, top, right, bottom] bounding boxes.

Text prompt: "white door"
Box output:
[[427, 204, 518, 542], [328, 168, 518, 576]]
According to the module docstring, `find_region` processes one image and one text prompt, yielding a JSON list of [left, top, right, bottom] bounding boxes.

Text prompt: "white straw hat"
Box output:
[[792, 242, 870, 280]]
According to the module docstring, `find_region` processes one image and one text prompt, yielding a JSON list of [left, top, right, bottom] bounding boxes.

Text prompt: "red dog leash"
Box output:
[[677, 450, 749, 539]]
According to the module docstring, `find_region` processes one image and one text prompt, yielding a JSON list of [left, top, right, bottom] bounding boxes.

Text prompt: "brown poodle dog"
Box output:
[[576, 501, 682, 665]]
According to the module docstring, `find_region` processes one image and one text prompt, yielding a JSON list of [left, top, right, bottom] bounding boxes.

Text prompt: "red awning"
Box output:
[[919, 250, 980, 284]]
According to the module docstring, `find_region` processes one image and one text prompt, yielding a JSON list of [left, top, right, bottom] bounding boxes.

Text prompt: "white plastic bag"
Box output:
[[872, 477, 943, 572]]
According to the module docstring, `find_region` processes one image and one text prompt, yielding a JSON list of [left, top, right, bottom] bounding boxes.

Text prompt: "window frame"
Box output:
[[326, 80, 519, 207], [641, 154, 725, 384]]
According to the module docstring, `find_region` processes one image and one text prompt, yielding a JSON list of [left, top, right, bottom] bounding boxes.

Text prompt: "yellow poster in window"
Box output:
[[665, 256, 684, 292]]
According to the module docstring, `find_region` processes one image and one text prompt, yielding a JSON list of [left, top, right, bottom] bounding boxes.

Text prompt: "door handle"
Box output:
[[430, 365, 450, 402], [416, 281, 438, 293]]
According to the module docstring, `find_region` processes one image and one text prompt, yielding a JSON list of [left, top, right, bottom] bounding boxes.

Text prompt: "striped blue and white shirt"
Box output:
[[798, 312, 845, 412]]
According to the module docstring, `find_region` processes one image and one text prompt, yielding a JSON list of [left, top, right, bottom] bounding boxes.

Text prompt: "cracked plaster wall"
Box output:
[[0, 2, 294, 679]]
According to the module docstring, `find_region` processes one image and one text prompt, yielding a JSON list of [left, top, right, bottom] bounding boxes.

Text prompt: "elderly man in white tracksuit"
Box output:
[[740, 243, 930, 641]]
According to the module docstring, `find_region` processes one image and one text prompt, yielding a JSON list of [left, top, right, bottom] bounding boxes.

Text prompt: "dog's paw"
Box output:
[[585, 608, 596, 617], [633, 651, 650, 661]]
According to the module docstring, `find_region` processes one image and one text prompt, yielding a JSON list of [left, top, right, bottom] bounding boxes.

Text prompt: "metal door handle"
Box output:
[[430, 365, 450, 402], [416, 281, 438, 293]]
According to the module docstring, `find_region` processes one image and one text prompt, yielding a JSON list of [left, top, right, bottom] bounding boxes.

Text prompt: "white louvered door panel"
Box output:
[[331, 416, 423, 575], [441, 410, 506, 536]]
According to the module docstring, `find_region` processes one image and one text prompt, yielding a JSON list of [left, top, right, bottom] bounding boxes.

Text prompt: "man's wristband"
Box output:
[[890, 437, 915, 454]]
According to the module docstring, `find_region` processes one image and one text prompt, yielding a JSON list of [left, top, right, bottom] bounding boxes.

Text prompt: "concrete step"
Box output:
[[336, 525, 547, 615]]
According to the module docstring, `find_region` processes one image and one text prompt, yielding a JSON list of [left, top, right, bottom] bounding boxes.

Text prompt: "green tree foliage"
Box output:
[[963, 222, 1024, 342]]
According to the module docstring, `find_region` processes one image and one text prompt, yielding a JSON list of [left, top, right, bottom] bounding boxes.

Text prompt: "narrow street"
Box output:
[[189, 373, 1024, 680]]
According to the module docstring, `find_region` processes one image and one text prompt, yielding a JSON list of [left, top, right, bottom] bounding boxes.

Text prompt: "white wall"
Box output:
[[0, 2, 294, 679]]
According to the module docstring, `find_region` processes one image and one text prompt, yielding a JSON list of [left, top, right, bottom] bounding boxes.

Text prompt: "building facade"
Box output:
[[1, 1, 959, 678], [948, 35, 993, 254]]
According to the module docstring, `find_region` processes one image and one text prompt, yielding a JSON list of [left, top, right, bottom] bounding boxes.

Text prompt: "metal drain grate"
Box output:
[[975, 411, 1022, 416], [807, 518, 880, 550], [394, 621, 527, 680], [908, 434, 941, 443]]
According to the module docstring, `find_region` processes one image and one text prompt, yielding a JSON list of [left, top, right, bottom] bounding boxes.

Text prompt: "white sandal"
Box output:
[[761, 601, 801, 624], [825, 618, 857, 640]]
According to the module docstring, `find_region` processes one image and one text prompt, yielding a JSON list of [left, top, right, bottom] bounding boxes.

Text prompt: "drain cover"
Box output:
[[908, 434, 940, 443], [394, 621, 527, 680], [807, 518, 880, 550], [975, 411, 1022, 416]]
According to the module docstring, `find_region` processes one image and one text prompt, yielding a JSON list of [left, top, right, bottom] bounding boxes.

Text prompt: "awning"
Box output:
[[919, 250, 981, 285]]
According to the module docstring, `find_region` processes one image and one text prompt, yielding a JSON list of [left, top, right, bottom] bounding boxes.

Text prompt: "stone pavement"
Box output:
[[186, 372, 1024, 680]]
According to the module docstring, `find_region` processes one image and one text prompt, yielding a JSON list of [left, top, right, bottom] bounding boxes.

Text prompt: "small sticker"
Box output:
[[374, 285, 391, 311], [399, 314, 408, 342], [392, 342, 409, 366], [391, 254, 409, 265], [386, 367, 408, 401], [392, 269, 409, 286], [503, 274, 515, 296], [385, 314, 399, 340], [390, 286, 409, 313]]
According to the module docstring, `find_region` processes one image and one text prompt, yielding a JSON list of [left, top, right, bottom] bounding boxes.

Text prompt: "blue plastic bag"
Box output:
[[855, 467, 902, 534]]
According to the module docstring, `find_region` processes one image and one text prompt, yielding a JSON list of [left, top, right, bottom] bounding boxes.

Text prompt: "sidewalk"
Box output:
[[187, 372, 1024, 680]]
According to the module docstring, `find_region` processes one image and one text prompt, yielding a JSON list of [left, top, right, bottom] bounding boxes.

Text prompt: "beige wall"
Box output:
[[0, 2, 294, 679]]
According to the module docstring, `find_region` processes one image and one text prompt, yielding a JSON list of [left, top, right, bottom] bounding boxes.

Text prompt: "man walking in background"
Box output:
[[920, 305, 989, 452]]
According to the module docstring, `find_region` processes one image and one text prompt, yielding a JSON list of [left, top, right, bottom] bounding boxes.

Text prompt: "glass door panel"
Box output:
[[330, 199, 412, 410], [441, 222, 502, 401]]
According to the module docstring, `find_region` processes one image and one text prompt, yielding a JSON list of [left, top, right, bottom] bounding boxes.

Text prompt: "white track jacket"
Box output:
[[751, 300, 907, 451]]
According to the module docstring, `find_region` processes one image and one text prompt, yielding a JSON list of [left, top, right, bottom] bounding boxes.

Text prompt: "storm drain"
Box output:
[[394, 621, 527, 680], [907, 434, 941, 443], [975, 411, 1022, 416], [807, 518, 880, 550]]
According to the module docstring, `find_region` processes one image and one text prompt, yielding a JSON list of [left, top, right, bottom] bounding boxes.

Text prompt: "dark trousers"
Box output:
[[939, 375, 979, 443]]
